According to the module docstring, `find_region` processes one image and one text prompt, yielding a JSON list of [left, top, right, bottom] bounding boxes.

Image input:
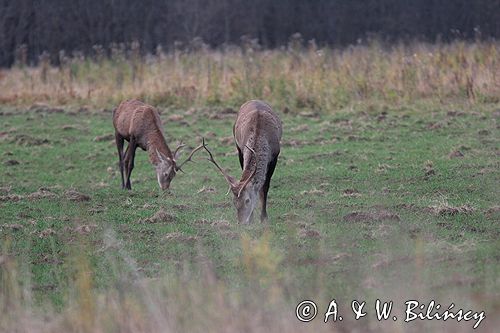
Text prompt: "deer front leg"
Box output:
[[124, 137, 137, 190], [115, 132, 126, 189], [260, 155, 278, 223]]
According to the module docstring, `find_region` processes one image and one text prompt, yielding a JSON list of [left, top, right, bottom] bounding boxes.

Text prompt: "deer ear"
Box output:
[[230, 184, 240, 197], [156, 149, 171, 163], [156, 148, 163, 162], [237, 180, 253, 198]]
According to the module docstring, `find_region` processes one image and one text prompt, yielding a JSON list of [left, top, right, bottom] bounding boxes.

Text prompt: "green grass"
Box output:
[[1, 100, 499, 331]]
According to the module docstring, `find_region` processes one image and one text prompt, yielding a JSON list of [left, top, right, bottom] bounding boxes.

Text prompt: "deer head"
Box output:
[[155, 142, 204, 190], [202, 138, 257, 224]]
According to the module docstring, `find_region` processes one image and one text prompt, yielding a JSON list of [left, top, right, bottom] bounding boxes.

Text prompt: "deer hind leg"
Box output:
[[124, 137, 137, 190], [260, 155, 278, 223], [115, 132, 126, 189]]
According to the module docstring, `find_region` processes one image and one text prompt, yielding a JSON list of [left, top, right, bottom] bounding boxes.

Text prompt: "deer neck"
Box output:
[[146, 129, 173, 165], [241, 139, 269, 189]]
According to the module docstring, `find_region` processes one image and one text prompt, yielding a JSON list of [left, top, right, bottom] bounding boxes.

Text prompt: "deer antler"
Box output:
[[237, 145, 257, 197], [202, 137, 237, 187], [173, 142, 186, 158], [174, 141, 205, 172]]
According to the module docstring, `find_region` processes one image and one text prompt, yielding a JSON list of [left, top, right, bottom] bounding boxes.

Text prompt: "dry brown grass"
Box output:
[[0, 41, 498, 110]]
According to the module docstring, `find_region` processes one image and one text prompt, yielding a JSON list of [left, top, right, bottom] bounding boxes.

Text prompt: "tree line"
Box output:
[[1, 0, 499, 67]]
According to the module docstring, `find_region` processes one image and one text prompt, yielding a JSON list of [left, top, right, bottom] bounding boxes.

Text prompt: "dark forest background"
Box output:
[[1, 0, 499, 67]]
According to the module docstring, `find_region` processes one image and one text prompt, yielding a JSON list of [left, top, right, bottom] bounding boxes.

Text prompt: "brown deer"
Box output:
[[203, 100, 282, 223], [113, 99, 202, 190]]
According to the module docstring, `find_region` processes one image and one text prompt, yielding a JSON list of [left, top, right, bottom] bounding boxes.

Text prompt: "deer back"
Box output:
[[233, 100, 282, 158], [113, 99, 170, 156]]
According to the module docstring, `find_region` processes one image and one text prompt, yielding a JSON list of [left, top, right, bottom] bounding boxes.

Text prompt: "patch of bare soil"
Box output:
[[140, 208, 176, 224], [195, 219, 231, 230], [301, 188, 324, 195], [27, 188, 58, 200], [37, 228, 56, 238], [1, 224, 24, 231], [426, 121, 447, 130], [173, 204, 190, 210], [449, 150, 464, 158], [72, 224, 98, 235], [343, 210, 400, 223], [93, 134, 114, 142], [429, 204, 475, 216], [0, 194, 23, 202], [32, 254, 63, 265], [347, 135, 362, 141], [298, 111, 319, 119], [342, 188, 361, 198], [65, 189, 91, 201], [478, 129, 490, 136], [446, 110, 466, 117], [4, 159, 19, 166], [162, 232, 198, 243], [11, 134, 50, 146], [0, 186, 11, 194], [298, 228, 321, 239], [88, 205, 107, 214], [210, 219, 231, 230], [197, 186, 217, 194]]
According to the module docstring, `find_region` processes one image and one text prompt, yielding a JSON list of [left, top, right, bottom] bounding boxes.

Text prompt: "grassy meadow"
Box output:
[[0, 41, 499, 332]]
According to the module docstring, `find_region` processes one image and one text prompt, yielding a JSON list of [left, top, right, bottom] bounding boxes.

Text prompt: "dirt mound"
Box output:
[[73, 224, 98, 235], [27, 188, 58, 200], [430, 204, 475, 216], [0, 194, 23, 202], [141, 208, 176, 224], [342, 188, 361, 197], [210, 220, 231, 230], [11, 134, 50, 146], [301, 188, 324, 195], [1, 224, 24, 231], [65, 190, 91, 202], [162, 232, 198, 243], [197, 186, 216, 194], [0, 186, 12, 194], [449, 150, 464, 158], [4, 159, 19, 166], [298, 229, 321, 239], [38, 228, 56, 238]]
